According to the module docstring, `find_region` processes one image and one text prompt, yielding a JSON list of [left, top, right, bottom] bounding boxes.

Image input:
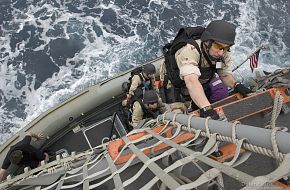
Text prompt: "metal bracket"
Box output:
[[56, 148, 69, 158]]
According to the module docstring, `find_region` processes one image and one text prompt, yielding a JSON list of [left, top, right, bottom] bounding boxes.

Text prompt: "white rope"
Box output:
[[270, 92, 284, 129], [187, 114, 194, 133], [179, 126, 285, 161], [267, 92, 286, 165], [162, 111, 169, 123], [231, 121, 240, 143], [172, 112, 178, 122], [205, 117, 211, 137]]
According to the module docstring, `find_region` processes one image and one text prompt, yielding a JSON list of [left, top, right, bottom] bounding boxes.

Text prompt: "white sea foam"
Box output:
[[0, 0, 289, 144]]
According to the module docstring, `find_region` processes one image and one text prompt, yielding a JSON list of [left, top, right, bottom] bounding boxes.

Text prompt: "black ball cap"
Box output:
[[143, 90, 158, 104]]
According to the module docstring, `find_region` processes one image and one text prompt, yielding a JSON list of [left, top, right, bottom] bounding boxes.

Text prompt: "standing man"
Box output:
[[0, 132, 49, 181], [161, 20, 252, 119]]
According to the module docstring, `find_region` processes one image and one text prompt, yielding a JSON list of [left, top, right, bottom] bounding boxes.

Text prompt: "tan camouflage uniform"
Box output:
[[128, 73, 155, 96], [160, 40, 233, 84], [130, 97, 166, 128], [159, 40, 233, 109]]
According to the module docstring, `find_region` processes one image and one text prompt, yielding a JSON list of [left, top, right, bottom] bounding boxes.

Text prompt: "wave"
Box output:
[[0, 0, 289, 144]]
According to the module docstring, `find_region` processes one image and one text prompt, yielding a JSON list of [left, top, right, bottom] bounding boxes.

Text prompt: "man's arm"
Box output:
[[157, 97, 167, 113], [184, 74, 211, 109], [219, 74, 236, 88], [0, 168, 6, 181], [131, 102, 144, 128], [44, 152, 49, 162], [128, 75, 142, 97], [26, 132, 45, 140], [219, 73, 253, 97]]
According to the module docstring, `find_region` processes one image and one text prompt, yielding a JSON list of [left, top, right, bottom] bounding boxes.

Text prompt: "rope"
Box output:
[[179, 126, 285, 161], [187, 114, 194, 132], [270, 92, 284, 129], [180, 91, 287, 161], [271, 127, 283, 164], [205, 117, 211, 137], [47, 166, 57, 174], [62, 161, 72, 171], [172, 112, 178, 122], [162, 111, 169, 123], [4, 103, 289, 190], [266, 92, 286, 165], [231, 121, 240, 143], [161, 114, 286, 160]]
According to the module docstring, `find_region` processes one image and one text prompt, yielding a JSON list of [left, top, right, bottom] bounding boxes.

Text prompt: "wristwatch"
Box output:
[[201, 105, 212, 112], [234, 81, 241, 88]]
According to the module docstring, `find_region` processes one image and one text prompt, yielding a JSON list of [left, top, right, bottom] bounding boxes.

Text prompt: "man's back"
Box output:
[[2, 136, 44, 170]]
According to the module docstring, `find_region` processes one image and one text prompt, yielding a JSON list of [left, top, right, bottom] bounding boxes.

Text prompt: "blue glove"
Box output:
[[234, 83, 252, 97]]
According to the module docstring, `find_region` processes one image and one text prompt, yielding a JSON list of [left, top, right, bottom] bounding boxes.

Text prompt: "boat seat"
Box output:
[[79, 113, 129, 150], [112, 112, 130, 137]]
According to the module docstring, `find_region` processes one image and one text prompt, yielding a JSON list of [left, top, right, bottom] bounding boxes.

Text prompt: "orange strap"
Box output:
[[154, 81, 164, 88], [107, 125, 194, 165]]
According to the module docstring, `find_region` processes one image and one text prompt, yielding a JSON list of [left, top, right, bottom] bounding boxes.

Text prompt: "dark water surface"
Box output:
[[0, 0, 289, 143]]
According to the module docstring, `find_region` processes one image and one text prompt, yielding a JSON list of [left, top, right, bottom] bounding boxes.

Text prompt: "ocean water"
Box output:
[[0, 0, 289, 144]]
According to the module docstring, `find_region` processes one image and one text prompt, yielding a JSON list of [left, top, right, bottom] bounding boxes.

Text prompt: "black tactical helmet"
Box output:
[[143, 90, 158, 104], [200, 20, 236, 45], [143, 63, 156, 74]]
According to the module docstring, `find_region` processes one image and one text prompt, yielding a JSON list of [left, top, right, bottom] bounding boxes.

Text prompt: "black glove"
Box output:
[[234, 83, 252, 97], [199, 105, 219, 120]]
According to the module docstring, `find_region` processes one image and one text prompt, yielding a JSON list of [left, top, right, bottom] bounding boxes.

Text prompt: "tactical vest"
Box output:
[[163, 27, 217, 88]]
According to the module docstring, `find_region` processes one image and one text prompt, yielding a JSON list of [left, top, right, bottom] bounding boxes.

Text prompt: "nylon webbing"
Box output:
[[105, 152, 124, 190], [224, 138, 251, 167], [176, 168, 221, 190], [123, 148, 178, 188], [122, 135, 181, 190], [145, 129, 255, 184], [141, 153, 202, 189], [55, 174, 66, 190], [82, 165, 89, 190], [242, 153, 290, 190], [124, 131, 203, 189]]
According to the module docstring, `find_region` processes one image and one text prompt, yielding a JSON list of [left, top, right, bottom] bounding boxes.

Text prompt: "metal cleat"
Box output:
[[24, 167, 30, 173], [41, 160, 45, 166], [56, 148, 69, 156], [62, 152, 68, 158], [7, 175, 12, 180], [71, 151, 76, 157], [73, 125, 81, 133]]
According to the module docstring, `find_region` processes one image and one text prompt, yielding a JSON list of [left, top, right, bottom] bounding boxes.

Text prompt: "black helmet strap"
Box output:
[[202, 41, 225, 63], [201, 42, 215, 68], [200, 42, 218, 83]]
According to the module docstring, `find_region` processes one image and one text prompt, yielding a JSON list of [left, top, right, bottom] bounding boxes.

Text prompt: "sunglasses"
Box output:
[[212, 42, 230, 51]]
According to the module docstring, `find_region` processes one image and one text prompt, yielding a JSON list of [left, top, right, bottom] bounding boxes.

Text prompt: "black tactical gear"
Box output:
[[143, 63, 156, 75], [199, 105, 220, 120], [142, 90, 158, 104]]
